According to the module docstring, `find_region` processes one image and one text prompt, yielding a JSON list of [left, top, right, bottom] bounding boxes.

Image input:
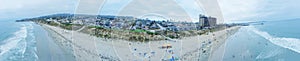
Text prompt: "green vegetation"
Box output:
[[84, 26, 210, 41], [60, 23, 73, 30], [48, 21, 59, 26], [30, 19, 84, 30], [83, 26, 166, 42], [130, 29, 147, 33]]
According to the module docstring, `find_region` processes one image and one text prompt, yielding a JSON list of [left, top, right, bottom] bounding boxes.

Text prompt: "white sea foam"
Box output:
[[0, 24, 28, 56], [23, 24, 33, 55], [249, 26, 300, 54], [17, 37, 27, 58], [27, 23, 39, 60], [33, 48, 39, 60]]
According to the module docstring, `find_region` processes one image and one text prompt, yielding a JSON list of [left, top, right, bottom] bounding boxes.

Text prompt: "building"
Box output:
[[199, 14, 217, 28], [199, 14, 206, 29], [207, 17, 217, 27], [199, 14, 205, 26]]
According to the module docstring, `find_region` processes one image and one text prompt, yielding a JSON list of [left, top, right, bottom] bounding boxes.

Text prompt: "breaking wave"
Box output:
[[249, 26, 300, 54], [0, 24, 28, 56], [0, 23, 38, 61]]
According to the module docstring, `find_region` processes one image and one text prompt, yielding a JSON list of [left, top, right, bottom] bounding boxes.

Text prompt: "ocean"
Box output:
[[0, 20, 76, 61], [0, 20, 38, 61], [223, 19, 300, 61]]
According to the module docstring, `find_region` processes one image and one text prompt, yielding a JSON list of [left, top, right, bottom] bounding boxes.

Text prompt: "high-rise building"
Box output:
[[207, 17, 217, 27], [199, 14, 217, 28], [199, 14, 206, 29]]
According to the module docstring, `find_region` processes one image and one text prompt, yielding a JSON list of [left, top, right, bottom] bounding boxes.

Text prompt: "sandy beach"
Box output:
[[40, 23, 240, 61], [34, 23, 75, 61]]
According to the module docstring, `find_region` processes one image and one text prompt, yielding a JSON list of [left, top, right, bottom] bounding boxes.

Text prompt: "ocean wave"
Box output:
[[0, 24, 28, 56], [26, 23, 39, 60], [249, 26, 300, 54]]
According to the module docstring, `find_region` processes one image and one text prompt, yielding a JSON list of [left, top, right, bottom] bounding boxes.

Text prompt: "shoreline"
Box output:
[[208, 26, 240, 61], [39, 23, 240, 61], [180, 26, 240, 61], [34, 23, 75, 61]]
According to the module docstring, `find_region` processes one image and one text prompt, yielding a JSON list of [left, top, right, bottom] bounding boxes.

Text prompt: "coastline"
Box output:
[[208, 26, 240, 61], [39, 23, 240, 61], [34, 23, 75, 61], [37, 25, 74, 61], [180, 26, 240, 61], [40, 24, 107, 61]]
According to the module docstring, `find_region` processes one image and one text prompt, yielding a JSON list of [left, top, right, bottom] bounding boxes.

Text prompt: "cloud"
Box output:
[[99, 0, 132, 15], [175, 0, 204, 19], [104, 0, 206, 22], [1, 0, 205, 22], [218, 0, 266, 22], [99, 0, 300, 23], [75, 0, 105, 15], [218, 0, 300, 22], [4, 0, 299, 22], [0, 0, 78, 19]]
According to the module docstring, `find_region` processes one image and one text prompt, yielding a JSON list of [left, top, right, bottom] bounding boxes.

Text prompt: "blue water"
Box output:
[[223, 19, 300, 61], [0, 20, 75, 61], [0, 20, 38, 61]]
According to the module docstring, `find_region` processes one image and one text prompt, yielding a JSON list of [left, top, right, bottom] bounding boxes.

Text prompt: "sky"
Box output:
[[0, 0, 78, 20], [1, 0, 300, 23], [219, 0, 300, 22]]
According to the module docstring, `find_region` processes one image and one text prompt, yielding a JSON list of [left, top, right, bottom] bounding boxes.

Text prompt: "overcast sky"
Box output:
[[219, 0, 300, 22], [0, 0, 78, 20], [1, 0, 300, 23]]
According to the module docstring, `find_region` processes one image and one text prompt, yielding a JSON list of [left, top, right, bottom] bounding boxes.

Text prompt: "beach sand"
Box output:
[[208, 27, 240, 61], [40, 24, 240, 61], [35, 24, 75, 61]]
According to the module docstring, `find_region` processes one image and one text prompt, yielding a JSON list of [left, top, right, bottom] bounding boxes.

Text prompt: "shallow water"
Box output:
[[0, 20, 38, 61], [223, 19, 300, 61], [0, 20, 74, 61]]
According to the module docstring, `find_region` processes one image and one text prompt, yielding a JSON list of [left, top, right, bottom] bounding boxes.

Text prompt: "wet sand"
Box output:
[[208, 26, 240, 61], [35, 24, 75, 61]]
